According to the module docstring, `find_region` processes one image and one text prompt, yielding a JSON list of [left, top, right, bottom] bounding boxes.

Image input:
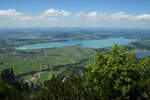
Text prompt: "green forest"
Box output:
[[1, 45, 150, 100]]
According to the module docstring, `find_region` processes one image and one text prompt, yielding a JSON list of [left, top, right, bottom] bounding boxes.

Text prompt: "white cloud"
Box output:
[[0, 8, 150, 28], [47, 17, 58, 21], [42, 8, 59, 17], [136, 14, 150, 20], [87, 11, 98, 17], [111, 12, 131, 19], [0, 9, 34, 22], [75, 12, 85, 17], [19, 16, 32, 21], [41, 8, 72, 17], [60, 10, 72, 16], [0, 9, 22, 16], [87, 11, 99, 21]]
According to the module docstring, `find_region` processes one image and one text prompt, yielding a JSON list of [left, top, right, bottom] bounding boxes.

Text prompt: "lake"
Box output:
[[15, 37, 136, 50], [136, 50, 150, 58]]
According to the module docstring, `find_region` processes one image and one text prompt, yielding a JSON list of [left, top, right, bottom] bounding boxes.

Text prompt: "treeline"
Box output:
[[1, 45, 150, 100]]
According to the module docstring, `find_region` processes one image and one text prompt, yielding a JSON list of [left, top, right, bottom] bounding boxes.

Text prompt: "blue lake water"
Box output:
[[135, 50, 150, 58], [15, 37, 136, 50]]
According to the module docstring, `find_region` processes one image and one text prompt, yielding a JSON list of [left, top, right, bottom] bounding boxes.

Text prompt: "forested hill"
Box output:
[[1, 45, 150, 100]]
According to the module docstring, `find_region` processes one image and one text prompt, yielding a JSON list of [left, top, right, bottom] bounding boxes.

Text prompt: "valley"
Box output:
[[0, 28, 150, 83]]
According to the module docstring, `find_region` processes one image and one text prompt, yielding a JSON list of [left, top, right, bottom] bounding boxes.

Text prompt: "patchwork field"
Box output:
[[0, 46, 96, 82]]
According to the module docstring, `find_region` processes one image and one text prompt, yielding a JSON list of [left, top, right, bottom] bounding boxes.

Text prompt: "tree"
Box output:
[[84, 44, 150, 99], [0, 68, 31, 100], [0, 79, 23, 100], [1, 68, 15, 84], [36, 74, 86, 100]]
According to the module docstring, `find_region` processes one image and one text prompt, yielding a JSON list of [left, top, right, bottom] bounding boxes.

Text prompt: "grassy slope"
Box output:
[[0, 46, 96, 82]]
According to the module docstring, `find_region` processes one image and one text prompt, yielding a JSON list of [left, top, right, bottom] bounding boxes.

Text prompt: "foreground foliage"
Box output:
[[84, 45, 150, 99], [1, 45, 150, 100]]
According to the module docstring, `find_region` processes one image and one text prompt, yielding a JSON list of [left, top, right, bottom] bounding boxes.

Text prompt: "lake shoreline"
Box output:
[[15, 37, 137, 50]]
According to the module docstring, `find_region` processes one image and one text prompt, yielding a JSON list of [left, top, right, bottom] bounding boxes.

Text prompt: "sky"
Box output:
[[0, 0, 150, 28]]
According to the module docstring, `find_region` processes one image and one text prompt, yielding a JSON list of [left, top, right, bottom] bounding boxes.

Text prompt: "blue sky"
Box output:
[[0, 0, 150, 28], [1, 0, 150, 14]]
